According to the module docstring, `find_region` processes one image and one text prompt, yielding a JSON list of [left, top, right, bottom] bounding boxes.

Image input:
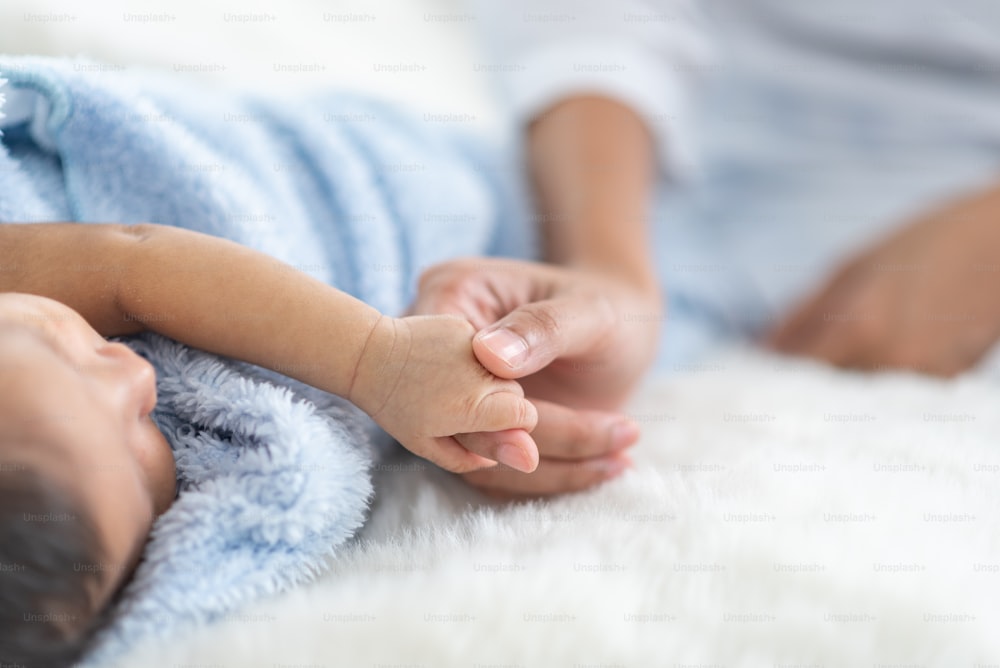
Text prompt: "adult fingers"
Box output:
[[472, 295, 616, 379], [790, 317, 871, 369], [767, 258, 863, 352], [461, 450, 632, 499], [452, 400, 638, 474], [407, 259, 525, 329], [767, 287, 836, 353], [779, 274, 893, 370], [528, 399, 639, 460]]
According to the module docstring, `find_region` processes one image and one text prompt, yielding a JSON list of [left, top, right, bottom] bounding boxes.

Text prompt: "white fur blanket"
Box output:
[[113, 349, 1000, 667]]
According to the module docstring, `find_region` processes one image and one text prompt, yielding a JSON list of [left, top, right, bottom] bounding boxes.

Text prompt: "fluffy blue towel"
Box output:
[[91, 333, 376, 664], [0, 56, 531, 664]]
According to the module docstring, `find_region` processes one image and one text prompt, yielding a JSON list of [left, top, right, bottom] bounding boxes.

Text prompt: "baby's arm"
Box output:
[[0, 222, 538, 472]]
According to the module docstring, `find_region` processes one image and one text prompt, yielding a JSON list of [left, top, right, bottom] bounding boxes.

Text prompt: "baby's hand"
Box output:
[[349, 315, 539, 473]]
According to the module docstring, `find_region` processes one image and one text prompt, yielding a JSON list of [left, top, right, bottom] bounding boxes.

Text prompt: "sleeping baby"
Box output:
[[0, 222, 540, 667]]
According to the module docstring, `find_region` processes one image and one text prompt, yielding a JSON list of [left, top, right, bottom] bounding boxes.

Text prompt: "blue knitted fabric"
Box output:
[[0, 55, 531, 664]]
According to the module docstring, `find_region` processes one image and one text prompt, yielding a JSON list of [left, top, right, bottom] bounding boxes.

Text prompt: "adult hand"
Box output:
[[409, 258, 663, 497], [768, 184, 1000, 375]]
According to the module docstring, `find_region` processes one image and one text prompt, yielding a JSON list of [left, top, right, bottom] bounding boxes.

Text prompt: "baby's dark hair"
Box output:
[[0, 464, 109, 668]]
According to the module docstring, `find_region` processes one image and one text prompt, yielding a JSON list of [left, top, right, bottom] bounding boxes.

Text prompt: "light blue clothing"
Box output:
[[0, 55, 531, 664], [0, 58, 533, 314], [476, 0, 1000, 370], [653, 0, 1000, 368]]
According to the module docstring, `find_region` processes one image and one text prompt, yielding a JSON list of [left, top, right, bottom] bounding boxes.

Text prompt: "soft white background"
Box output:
[[1, 0, 504, 129]]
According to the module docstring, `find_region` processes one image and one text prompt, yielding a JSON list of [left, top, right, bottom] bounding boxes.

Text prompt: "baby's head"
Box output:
[[0, 293, 176, 667]]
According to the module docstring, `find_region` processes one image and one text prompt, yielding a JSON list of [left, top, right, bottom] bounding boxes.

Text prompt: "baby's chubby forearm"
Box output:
[[114, 223, 380, 401], [0, 222, 538, 471]]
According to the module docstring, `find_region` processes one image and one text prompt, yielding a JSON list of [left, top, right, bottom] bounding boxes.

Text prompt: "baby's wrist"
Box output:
[[346, 315, 407, 421]]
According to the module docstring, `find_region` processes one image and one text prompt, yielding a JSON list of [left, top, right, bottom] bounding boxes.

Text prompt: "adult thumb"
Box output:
[[472, 296, 613, 379]]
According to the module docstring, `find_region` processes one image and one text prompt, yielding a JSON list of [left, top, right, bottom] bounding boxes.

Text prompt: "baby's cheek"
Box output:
[[135, 420, 177, 516]]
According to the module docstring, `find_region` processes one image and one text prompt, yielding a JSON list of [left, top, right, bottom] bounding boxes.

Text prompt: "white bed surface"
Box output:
[[115, 349, 1000, 667]]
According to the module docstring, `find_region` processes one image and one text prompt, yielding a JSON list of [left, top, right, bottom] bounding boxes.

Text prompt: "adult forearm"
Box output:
[[527, 95, 659, 295]]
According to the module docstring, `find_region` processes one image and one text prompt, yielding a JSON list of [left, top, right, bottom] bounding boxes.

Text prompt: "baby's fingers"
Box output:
[[454, 429, 539, 474], [474, 391, 538, 433], [417, 436, 500, 474], [419, 430, 539, 474]]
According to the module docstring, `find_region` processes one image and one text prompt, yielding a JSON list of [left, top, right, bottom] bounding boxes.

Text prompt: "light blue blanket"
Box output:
[[0, 56, 532, 664]]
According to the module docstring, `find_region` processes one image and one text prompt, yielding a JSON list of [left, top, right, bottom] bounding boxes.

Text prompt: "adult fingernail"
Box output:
[[611, 420, 640, 449], [478, 329, 529, 369], [595, 456, 630, 477], [496, 442, 535, 473]]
